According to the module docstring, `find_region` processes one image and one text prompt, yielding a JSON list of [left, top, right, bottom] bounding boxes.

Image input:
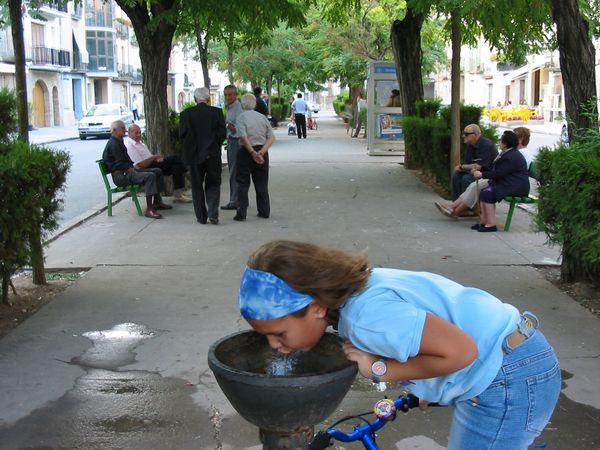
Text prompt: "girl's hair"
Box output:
[[247, 240, 371, 309]]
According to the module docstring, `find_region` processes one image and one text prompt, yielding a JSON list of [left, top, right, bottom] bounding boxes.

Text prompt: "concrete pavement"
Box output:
[[0, 114, 598, 449]]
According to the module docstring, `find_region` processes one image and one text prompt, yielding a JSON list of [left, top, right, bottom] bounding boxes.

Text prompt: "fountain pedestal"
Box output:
[[208, 331, 357, 449]]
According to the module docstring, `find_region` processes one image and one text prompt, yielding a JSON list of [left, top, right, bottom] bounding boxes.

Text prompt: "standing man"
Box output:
[[131, 94, 139, 121], [221, 85, 243, 211], [253, 86, 269, 116], [125, 123, 191, 203], [233, 93, 276, 221], [451, 124, 497, 201], [291, 93, 308, 139], [179, 87, 226, 225], [102, 120, 167, 219]]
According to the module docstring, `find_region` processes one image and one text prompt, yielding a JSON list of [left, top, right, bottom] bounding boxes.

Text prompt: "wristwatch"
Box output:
[[371, 358, 387, 383]]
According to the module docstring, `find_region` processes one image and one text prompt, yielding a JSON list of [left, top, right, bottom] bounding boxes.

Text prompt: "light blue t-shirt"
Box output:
[[292, 98, 308, 115], [337, 268, 520, 405]]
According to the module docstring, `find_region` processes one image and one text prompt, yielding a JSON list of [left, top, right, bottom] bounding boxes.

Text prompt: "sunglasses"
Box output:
[[463, 132, 475, 136]]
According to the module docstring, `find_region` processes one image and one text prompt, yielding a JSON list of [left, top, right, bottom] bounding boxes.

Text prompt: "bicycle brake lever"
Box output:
[[309, 430, 333, 450]]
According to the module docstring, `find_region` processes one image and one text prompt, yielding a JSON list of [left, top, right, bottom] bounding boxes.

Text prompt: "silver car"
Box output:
[[78, 103, 134, 140]]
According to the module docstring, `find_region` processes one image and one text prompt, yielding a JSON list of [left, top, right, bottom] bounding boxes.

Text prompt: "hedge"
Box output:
[[535, 136, 600, 283]]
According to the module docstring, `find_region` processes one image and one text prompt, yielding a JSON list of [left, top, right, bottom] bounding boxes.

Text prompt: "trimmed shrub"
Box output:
[[0, 141, 70, 303], [333, 91, 349, 116], [535, 137, 600, 283], [415, 98, 442, 118], [440, 104, 484, 130]]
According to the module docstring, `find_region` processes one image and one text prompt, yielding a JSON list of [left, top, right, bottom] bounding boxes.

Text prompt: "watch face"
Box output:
[[372, 359, 387, 377]]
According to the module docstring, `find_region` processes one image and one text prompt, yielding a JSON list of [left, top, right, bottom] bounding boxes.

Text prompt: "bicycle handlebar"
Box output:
[[309, 394, 439, 450]]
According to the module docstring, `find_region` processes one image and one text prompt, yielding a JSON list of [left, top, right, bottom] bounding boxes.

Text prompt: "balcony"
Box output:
[[43, 1, 68, 13], [117, 63, 142, 81], [30, 46, 71, 67], [73, 50, 88, 71]]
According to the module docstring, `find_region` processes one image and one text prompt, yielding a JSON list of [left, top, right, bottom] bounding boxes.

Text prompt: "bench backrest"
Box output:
[[96, 159, 112, 191]]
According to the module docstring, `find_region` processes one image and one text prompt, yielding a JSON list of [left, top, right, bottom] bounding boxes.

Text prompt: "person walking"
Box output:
[[179, 87, 226, 225], [131, 95, 140, 121], [291, 93, 308, 139], [221, 85, 243, 211], [233, 93, 275, 221]]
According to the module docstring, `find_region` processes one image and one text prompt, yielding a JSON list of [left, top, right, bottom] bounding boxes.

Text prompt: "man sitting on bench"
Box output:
[[102, 120, 170, 219]]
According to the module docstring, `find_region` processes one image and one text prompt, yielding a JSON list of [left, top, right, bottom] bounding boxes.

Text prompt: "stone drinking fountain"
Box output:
[[208, 330, 357, 449]]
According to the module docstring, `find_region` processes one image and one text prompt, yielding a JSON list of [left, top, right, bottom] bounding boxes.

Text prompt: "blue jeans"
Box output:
[[448, 314, 561, 450]]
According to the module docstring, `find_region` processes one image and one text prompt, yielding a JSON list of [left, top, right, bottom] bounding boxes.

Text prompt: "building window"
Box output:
[[86, 30, 115, 71], [85, 0, 113, 27]]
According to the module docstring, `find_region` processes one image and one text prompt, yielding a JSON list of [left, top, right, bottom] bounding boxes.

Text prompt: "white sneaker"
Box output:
[[174, 195, 193, 203]]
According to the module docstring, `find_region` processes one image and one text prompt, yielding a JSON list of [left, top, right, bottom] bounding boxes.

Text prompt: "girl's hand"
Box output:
[[472, 170, 482, 179], [342, 342, 378, 379]]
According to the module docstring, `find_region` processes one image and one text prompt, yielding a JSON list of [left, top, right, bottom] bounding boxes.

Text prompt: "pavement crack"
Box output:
[[209, 405, 223, 450]]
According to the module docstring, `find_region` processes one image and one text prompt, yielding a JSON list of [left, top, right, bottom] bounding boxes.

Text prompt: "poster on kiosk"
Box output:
[[367, 61, 404, 155]]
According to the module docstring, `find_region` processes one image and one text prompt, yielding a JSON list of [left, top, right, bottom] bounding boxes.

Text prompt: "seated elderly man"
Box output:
[[102, 120, 169, 219], [125, 123, 191, 203]]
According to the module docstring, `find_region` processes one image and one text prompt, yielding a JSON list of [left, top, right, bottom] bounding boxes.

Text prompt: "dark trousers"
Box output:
[[149, 155, 186, 190], [235, 146, 270, 218], [295, 113, 307, 139], [132, 109, 140, 121], [112, 169, 159, 197], [451, 171, 475, 201], [189, 156, 221, 222]]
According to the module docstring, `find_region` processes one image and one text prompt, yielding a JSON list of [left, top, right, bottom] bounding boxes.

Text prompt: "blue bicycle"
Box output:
[[309, 394, 439, 450]]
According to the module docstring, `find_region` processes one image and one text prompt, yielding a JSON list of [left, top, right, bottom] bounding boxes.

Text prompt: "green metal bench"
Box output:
[[501, 162, 538, 232], [96, 159, 143, 217]]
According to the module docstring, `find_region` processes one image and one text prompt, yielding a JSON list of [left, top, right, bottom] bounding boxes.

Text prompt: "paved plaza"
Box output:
[[0, 115, 598, 449]]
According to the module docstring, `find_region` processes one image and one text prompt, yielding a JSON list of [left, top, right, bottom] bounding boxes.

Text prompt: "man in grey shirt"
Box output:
[[232, 93, 275, 221], [221, 85, 243, 210]]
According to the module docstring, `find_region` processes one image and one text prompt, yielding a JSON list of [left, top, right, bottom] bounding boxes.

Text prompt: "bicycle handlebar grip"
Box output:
[[406, 393, 421, 409], [309, 430, 333, 450]]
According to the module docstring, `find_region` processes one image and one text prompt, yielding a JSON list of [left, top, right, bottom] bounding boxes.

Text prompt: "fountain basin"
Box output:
[[207, 330, 357, 433]]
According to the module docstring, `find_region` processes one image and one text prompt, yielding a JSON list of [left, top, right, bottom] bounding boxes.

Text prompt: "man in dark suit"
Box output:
[[179, 87, 226, 224]]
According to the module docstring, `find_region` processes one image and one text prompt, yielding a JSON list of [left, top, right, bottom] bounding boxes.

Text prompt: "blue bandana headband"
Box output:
[[239, 267, 313, 320]]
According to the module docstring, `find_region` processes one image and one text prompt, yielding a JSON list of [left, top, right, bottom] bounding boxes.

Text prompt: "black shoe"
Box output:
[[470, 223, 482, 230], [220, 204, 237, 210], [233, 214, 246, 221], [257, 213, 269, 219], [197, 218, 207, 224], [478, 225, 498, 233], [208, 218, 219, 225]]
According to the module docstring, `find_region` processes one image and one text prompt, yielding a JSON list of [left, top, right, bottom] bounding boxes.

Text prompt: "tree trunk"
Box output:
[[29, 229, 46, 285], [2, 273, 9, 305], [550, 0, 597, 140], [450, 10, 462, 175], [196, 29, 211, 89], [227, 33, 234, 85], [115, 0, 177, 157], [390, 8, 425, 117], [266, 74, 272, 115], [8, 0, 28, 142]]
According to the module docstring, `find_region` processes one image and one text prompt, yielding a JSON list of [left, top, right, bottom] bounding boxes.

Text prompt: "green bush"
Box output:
[[415, 98, 442, 118], [167, 109, 183, 158], [333, 91, 349, 116], [535, 137, 600, 283], [0, 140, 70, 303], [0, 88, 18, 139], [439, 104, 484, 130]]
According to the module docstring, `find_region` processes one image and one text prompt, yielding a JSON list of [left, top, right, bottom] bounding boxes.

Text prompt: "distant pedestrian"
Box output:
[[253, 86, 269, 116], [233, 93, 275, 222], [291, 93, 308, 139], [131, 95, 140, 121], [221, 85, 243, 211], [179, 87, 226, 225]]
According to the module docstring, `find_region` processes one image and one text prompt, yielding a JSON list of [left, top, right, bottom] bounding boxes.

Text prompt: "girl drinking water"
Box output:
[[239, 240, 561, 450]]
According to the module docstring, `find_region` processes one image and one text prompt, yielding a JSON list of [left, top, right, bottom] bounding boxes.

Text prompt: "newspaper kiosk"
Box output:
[[366, 61, 404, 156]]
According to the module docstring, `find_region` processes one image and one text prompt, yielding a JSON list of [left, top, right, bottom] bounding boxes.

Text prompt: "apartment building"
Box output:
[[0, 0, 206, 128]]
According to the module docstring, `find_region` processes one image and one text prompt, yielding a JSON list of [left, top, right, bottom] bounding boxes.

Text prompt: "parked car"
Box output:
[[78, 103, 134, 140], [306, 101, 320, 113]]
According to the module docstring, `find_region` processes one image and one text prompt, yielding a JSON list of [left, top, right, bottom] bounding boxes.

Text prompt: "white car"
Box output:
[[78, 103, 134, 140]]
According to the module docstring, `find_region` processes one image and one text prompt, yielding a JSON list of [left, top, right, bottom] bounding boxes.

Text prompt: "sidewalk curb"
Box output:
[[32, 136, 79, 145]]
